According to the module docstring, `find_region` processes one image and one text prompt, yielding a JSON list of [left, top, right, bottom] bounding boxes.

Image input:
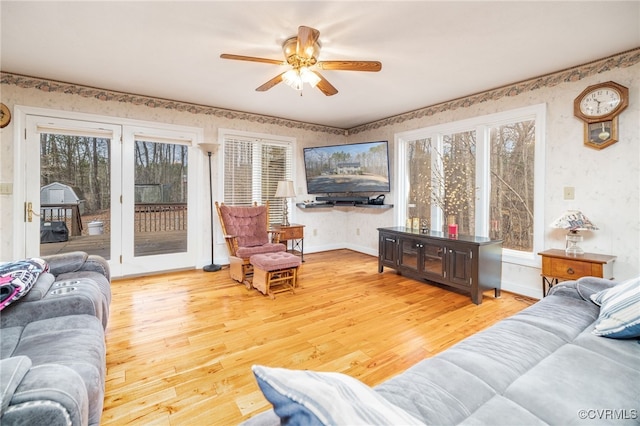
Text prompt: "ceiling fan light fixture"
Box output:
[[282, 69, 303, 91], [222, 25, 380, 96], [300, 67, 320, 87], [282, 67, 320, 91]]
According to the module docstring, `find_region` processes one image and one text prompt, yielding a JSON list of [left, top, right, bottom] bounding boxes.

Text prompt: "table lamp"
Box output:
[[275, 180, 296, 226], [550, 210, 598, 255]]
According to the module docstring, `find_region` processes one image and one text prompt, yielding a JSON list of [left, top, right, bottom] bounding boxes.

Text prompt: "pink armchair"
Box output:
[[215, 201, 285, 284]]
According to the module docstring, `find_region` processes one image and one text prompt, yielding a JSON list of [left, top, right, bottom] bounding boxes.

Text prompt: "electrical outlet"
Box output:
[[356, 228, 360, 236], [313, 229, 317, 236], [563, 186, 575, 200]]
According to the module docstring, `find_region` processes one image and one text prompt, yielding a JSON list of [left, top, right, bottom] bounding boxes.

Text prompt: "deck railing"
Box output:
[[41, 203, 83, 236], [134, 203, 188, 232], [41, 203, 188, 235]]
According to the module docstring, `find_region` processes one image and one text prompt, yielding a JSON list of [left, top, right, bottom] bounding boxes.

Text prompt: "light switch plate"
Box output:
[[0, 182, 13, 194]]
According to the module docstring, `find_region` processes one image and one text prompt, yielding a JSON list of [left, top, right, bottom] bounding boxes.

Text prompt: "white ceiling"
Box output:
[[2, 1, 639, 129]]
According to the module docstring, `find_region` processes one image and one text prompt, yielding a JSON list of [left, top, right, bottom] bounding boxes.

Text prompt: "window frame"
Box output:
[[395, 104, 546, 267], [218, 128, 295, 223]]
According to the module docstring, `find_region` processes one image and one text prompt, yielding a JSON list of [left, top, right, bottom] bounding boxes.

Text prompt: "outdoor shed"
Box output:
[[40, 182, 84, 237], [40, 182, 81, 205]]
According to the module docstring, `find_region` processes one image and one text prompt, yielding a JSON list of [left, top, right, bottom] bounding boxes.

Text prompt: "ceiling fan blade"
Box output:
[[220, 53, 285, 66], [312, 71, 338, 96], [297, 26, 320, 59], [316, 61, 382, 72], [256, 73, 284, 92]]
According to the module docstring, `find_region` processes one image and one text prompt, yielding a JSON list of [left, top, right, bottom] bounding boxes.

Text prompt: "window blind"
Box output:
[[223, 135, 293, 224]]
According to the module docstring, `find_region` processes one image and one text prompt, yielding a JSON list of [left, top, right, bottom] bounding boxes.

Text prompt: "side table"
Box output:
[[538, 249, 616, 296], [272, 223, 305, 262]]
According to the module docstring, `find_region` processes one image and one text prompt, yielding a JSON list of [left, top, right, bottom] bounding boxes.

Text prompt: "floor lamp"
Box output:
[[201, 143, 222, 272]]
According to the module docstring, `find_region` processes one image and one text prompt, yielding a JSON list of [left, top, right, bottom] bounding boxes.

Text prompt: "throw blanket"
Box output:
[[0, 258, 48, 311]]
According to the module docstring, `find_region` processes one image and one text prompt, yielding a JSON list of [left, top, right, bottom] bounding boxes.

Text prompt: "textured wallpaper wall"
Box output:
[[1, 49, 638, 297]]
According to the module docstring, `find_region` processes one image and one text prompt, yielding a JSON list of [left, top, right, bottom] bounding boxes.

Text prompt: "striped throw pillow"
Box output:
[[590, 277, 640, 338], [252, 365, 425, 425]]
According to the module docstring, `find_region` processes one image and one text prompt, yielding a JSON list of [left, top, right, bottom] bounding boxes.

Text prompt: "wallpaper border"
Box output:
[[349, 47, 640, 134], [2, 47, 638, 136]]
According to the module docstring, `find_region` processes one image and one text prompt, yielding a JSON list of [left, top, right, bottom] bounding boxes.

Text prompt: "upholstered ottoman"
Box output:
[[249, 252, 301, 298]]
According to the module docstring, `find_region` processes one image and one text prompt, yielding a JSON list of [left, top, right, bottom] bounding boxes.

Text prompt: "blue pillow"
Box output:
[[252, 365, 425, 425], [590, 277, 640, 338]]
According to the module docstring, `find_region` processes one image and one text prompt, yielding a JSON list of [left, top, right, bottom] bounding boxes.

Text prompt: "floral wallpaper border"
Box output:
[[2, 47, 638, 136], [349, 47, 640, 135]]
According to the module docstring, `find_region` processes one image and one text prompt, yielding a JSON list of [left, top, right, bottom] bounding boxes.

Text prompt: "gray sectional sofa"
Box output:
[[244, 276, 640, 425], [0, 252, 110, 426]]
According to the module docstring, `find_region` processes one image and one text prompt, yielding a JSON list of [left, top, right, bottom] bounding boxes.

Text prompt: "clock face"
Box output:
[[579, 87, 622, 118]]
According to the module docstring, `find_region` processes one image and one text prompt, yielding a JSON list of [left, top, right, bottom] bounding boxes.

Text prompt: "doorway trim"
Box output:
[[13, 105, 206, 277]]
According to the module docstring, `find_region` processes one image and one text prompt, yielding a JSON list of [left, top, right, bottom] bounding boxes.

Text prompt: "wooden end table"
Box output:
[[271, 223, 305, 262], [538, 249, 616, 296]]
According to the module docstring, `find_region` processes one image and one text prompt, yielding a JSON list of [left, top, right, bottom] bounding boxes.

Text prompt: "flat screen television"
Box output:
[[303, 141, 391, 194]]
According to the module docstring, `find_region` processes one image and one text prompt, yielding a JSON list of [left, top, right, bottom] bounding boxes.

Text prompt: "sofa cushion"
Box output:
[[375, 357, 497, 424], [573, 324, 640, 371], [1, 276, 109, 329], [55, 272, 111, 307], [236, 243, 286, 258], [252, 365, 424, 425], [590, 277, 640, 338], [459, 395, 547, 425], [504, 344, 640, 425]]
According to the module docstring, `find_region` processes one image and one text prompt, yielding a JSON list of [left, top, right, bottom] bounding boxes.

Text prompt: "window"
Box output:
[[397, 104, 545, 265], [221, 130, 294, 224]]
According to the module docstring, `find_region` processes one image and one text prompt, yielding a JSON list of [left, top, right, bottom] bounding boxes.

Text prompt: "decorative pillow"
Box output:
[[252, 365, 425, 426], [590, 277, 640, 338], [0, 258, 49, 311]]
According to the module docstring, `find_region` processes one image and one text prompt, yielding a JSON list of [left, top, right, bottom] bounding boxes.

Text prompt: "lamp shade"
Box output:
[[550, 210, 598, 231], [275, 180, 296, 198], [198, 143, 219, 154]]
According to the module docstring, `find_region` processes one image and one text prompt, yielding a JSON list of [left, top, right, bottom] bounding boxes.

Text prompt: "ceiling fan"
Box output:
[[220, 25, 382, 96]]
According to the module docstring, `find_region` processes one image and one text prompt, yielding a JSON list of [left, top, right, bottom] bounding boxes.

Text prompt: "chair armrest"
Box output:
[[223, 235, 240, 256], [268, 230, 281, 244], [547, 276, 618, 301], [1, 358, 89, 426], [1, 356, 32, 413], [41, 251, 88, 276], [42, 251, 110, 281]]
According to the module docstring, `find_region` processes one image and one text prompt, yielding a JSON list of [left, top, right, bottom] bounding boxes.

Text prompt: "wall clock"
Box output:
[[574, 81, 629, 150], [0, 103, 10, 129]]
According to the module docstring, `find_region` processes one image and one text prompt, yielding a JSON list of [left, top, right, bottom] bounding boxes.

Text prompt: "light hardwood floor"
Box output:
[[101, 249, 537, 425]]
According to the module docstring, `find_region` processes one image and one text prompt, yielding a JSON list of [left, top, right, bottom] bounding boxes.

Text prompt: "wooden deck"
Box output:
[[40, 230, 187, 259]]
